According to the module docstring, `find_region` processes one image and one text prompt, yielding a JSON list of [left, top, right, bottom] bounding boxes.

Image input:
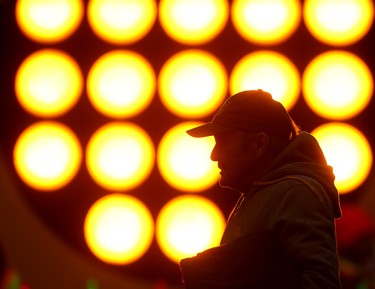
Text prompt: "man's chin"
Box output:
[[219, 176, 242, 192], [218, 177, 231, 189]]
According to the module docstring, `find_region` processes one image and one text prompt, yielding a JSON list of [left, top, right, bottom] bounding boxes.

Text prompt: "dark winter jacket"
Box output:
[[180, 132, 342, 289]]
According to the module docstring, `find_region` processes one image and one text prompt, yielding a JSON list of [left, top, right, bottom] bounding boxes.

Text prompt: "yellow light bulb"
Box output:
[[13, 121, 82, 191], [87, 0, 157, 44], [232, 0, 301, 45], [159, 0, 229, 45], [157, 122, 219, 192], [15, 49, 83, 117], [84, 193, 154, 265], [230, 50, 300, 111], [87, 50, 155, 118], [158, 49, 227, 118], [86, 122, 155, 191], [303, 51, 373, 120], [304, 0, 374, 46], [156, 195, 225, 263], [15, 0, 84, 43], [312, 123, 373, 194]]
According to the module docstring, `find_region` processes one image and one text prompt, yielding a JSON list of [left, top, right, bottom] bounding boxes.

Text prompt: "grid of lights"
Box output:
[[13, 0, 375, 269]]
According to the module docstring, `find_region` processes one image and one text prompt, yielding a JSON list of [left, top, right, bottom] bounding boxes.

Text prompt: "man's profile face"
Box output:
[[211, 130, 259, 192]]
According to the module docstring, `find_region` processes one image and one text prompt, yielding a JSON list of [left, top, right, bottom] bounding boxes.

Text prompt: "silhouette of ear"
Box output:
[[253, 132, 270, 158]]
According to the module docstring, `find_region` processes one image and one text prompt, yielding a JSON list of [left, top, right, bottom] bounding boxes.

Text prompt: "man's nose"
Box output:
[[210, 144, 218, 161]]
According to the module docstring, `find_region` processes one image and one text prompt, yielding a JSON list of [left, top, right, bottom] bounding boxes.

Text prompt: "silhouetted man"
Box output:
[[180, 89, 341, 289]]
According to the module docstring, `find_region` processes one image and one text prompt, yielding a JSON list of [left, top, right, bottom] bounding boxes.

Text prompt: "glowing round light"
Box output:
[[84, 193, 154, 265], [87, 0, 157, 45], [87, 50, 156, 118], [13, 121, 82, 191], [15, 0, 84, 43], [303, 51, 373, 120], [159, 0, 229, 45], [15, 49, 83, 118], [156, 195, 225, 263], [158, 50, 228, 119], [157, 122, 219, 192], [312, 123, 373, 194], [230, 50, 300, 110], [232, 0, 301, 45], [86, 122, 155, 191], [304, 0, 374, 46]]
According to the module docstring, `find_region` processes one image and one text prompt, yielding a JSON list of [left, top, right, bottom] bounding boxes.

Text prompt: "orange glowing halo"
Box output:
[[230, 50, 300, 111], [159, 0, 229, 45], [86, 50, 156, 118], [156, 194, 225, 263], [84, 193, 154, 265], [231, 0, 302, 45], [87, 0, 157, 44], [13, 121, 82, 191], [15, 0, 84, 43], [302, 50, 373, 120], [303, 0, 375, 46], [312, 122, 373, 194], [15, 49, 83, 118], [158, 49, 228, 119], [86, 122, 155, 191], [157, 122, 219, 192]]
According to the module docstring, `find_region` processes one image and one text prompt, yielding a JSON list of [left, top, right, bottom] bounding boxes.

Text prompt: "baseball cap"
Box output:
[[186, 89, 295, 138]]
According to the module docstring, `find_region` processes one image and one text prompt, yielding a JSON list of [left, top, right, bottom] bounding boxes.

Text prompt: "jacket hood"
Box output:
[[259, 131, 341, 218]]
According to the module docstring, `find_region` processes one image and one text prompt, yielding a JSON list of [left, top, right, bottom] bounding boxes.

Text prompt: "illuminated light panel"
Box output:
[[312, 123, 373, 194], [157, 122, 219, 192], [84, 193, 154, 265], [15, 49, 83, 118], [13, 121, 82, 191], [304, 0, 374, 46], [156, 195, 225, 263], [230, 50, 300, 110], [302, 51, 373, 120], [15, 0, 84, 43], [87, 0, 157, 45], [159, 0, 229, 45], [87, 50, 156, 118], [231, 0, 301, 45], [86, 122, 155, 191], [158, 50, 228, 119]]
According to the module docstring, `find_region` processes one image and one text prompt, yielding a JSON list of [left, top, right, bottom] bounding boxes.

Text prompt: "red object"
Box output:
[[335, 204, 375, 249]]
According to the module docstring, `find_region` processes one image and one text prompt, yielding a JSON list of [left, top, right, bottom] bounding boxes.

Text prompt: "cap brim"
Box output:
[[186, 122, 232, 138]]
